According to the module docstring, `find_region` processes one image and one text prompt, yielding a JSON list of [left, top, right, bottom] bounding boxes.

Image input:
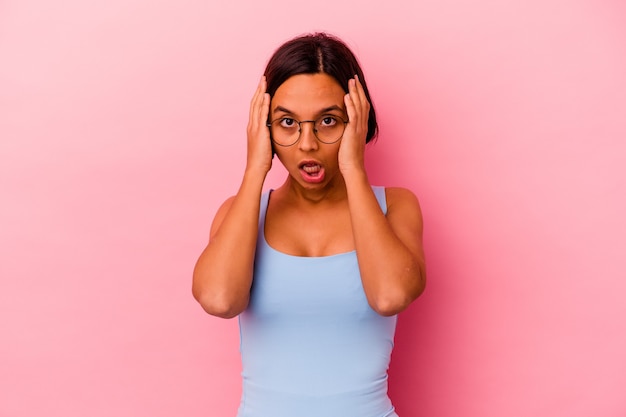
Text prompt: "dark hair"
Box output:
[[264, 32, 378, 143]]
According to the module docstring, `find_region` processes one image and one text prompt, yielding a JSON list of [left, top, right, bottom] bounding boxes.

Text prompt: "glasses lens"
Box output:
[[315, 116, 345, 144], [269, 117, 347, 146], [270, 119, 299, 146]]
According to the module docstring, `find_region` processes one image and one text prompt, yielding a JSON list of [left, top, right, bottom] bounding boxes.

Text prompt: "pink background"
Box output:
[[1, 1, 625, 416]]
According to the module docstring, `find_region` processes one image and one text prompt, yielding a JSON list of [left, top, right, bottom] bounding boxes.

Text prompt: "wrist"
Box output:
[[242, 165, 270, 186], [245, 159, 272, 177], [341, 164, 369, 184]]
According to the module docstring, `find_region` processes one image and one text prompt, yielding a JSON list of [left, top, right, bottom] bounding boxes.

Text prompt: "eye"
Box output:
[[319, 116, 338, 127], [279, 118, 297, 128]]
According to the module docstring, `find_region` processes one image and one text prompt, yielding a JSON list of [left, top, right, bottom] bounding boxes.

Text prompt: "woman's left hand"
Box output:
[[338, 75, 370, 176]]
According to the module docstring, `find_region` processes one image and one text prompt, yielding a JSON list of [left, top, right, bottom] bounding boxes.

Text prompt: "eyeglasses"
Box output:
[[267, 116, 349, 147]]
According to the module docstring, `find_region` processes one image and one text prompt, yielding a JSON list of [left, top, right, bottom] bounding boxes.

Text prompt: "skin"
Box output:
[[192, 73, 426, 318]]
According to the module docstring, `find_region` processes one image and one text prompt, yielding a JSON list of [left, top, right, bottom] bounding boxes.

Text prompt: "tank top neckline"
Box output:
[[261, 190, 357, 260]]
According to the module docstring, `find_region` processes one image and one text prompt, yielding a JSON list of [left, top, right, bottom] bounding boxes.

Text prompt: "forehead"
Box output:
[[272, 73, 345, 114]]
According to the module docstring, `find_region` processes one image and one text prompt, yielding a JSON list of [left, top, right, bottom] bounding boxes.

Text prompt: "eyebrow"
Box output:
[[273, 105, 345, 115]]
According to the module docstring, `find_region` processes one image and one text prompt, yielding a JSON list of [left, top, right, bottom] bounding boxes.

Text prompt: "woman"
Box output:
[[193, 32, 426, 417]]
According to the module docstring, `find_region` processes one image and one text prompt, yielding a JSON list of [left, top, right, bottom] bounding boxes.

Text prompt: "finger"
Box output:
[[345, 98, 364, 143], [350, 75, 364, 107], [350, 76, 370, 133], [352, 78, 368, 120], [248, 76, 266, 127], [248, 85, 261, 127], [353, 75, 371, 117], [344, 88, 356, 126], [260, 92, 270, 130], [255, 77, 268, 127], [249, 77, 263, 111], [348, 77, 361, 109], [347, 78, 365, 132]]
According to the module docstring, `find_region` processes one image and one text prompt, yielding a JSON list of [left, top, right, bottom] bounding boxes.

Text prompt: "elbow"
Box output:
[[192, 286, 248, 319], [202, 301, 245, 319], [370, 268, 426, 317], [370, 294, 413, 317]]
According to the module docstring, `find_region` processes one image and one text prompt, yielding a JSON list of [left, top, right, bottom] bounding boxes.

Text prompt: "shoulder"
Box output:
[[209, 195, 237, 239], [215, 195, 237, 216], [384, 187, 423, 230], [384, 187, 421, 211]]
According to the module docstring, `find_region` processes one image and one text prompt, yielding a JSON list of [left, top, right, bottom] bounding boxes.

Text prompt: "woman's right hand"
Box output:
[[246, 76, 273, 175]]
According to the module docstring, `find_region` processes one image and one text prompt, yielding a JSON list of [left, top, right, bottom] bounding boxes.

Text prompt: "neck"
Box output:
[[278, 174, 348, 206]]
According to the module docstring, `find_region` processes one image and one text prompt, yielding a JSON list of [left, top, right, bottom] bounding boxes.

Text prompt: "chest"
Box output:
[[264, 203, 354, 257]]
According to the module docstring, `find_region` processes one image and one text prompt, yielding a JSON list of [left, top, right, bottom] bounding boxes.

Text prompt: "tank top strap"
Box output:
[[371, 186, 388, 215], [258, 189, 272, 230]]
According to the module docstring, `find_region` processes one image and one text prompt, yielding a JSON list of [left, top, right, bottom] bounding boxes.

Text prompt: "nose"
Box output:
[[297, 121, 318, 151]]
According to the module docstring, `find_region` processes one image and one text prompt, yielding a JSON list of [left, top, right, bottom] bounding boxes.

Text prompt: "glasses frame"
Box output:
[[266, 116, 349, 147]]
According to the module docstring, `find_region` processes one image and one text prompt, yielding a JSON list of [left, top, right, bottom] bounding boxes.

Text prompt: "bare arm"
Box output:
[[346, 178, 426, 316], [340, 76, 426, 316], [192, 77, 272, 319]]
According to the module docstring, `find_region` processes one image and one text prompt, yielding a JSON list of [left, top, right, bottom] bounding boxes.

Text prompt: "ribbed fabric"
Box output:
[[236, 186, 398, 417]]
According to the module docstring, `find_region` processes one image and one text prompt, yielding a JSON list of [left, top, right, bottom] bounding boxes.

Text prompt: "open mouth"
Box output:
[[302, 163, 321, 175], [299, 162, 325, 183]]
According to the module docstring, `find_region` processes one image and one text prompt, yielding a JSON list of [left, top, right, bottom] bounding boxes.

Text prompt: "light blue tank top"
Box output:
[[236, 186, 398, 417]]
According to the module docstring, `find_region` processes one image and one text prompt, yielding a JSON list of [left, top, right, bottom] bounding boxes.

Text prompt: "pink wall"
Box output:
[[1, 1, 625, 416]]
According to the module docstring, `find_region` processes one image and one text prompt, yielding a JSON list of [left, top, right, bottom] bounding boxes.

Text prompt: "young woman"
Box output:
[[193, 32, 426, 417]]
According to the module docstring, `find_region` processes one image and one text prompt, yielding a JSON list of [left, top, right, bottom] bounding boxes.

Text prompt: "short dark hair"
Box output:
[[264, 32, 378, 144]]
